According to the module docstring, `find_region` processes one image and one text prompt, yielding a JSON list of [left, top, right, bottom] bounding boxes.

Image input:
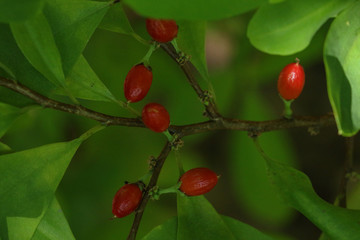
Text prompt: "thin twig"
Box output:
[[160, 43, 221, 120], [0, 76, 336, 136], [0, 77, 143, 127], [127, 141, 173, 240], [337, 136, 355, 207]]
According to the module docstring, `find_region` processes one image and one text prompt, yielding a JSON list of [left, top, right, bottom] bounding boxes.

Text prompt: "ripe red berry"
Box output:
[[146, 19, 178, 43], [179, 168, 218, 196], [142, 103, 170, 132], [277, 60, 305, 100], [124, 64, 153, 103], [112, 183, 142, 218]]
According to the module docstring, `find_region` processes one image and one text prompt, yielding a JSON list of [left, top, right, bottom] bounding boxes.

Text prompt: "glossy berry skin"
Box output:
[[142, 103, 170, 132], [146, 19, 178, 43], [277, 62, 305, 100], [124, 64, 153, 103], [179, 168, 218, 196], [112, 184, 142, 218]]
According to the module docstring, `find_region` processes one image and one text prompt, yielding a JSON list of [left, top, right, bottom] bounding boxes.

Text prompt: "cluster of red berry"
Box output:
[[112, 167, 219, 218], [124, 19, 179, 132], [112, 19, 219, 219]]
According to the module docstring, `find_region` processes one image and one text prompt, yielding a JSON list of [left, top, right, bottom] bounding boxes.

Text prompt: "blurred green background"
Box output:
[[2, 8, 358, 240]]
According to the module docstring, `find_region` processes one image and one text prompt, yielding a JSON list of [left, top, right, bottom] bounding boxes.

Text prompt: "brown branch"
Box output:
[[0, 77, 143, 127], [170, 115, 335, 137], [160, 43, 221, 120], [0, 76, 336, 136], [127, 141, 173, 240], [337, 136, 355, 208]]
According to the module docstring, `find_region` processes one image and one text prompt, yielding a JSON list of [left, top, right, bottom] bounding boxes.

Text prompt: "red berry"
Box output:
[[124, 64, 153, 103], [142, 103, 170, 132], [146, 19, 178, 43], [112, 183, 142, 218], [179, 168, 218, 196], [277, 60, 305, 100]]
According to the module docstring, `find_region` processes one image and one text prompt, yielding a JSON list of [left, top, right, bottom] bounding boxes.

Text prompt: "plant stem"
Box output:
[[282, 97, 294, 119], [252, 137, 272, 163], [127, 141, 172, 240], [335, 136, 355, 207], [157, 182, 182, 195], [79, 125, 106, 141], [141, 43, 157, 67], [113, 99, 141, 117], [131, 33, 151, 46]]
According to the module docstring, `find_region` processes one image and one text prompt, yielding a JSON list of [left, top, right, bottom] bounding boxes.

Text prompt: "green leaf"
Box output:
[[229, 92, 294, 226], [32, 198, 75, 240], [0, 24, 55, 103], [124, 0, 266, 20], [53, 55, 116, 102], [177, 21, 208, 80], [0, 102, 29, 138], [142, 215, 274, 240], [0, 142, 11, 155], [99, 3, 134, 35], [177, 194, 236, 240], [324, 1, 360, 136], [261, 142, 360, 240], [0, 138, 82, 239], [0, 0, 45, 23], [247, 0, 353, 55], [10, 13, 65, 87], [222, 216, 274, 240], [141, 217, 177, 240], [44, 0, 110, 76], [0, 125, 104, 240]]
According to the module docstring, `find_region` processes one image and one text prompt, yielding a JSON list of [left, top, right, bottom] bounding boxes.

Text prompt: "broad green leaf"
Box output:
[[10, 13, 65, 86], [142, 215, 274, 240], [0, 102, 28, 138], [0, 24, 55, 104], [32, 198, 75, 240], [0, 126, 103, 240], [0, 139, 81, 239], [177, 194, 236, 240], [247, 0, 353, 55], [124, 0, 266, 20], [0, 142, 11, 155], [222, 216, 274, 240], [99, 3, 134, 35], [177, 21, 208, 81], [44, 0, 110, 76], [0, 0, 44, 23], [229, 92, 294, 226], [142, 217, 177, 240], [261, 142, 360, 240], [54, 55, 116, 101], [324, 1, 360, 136]]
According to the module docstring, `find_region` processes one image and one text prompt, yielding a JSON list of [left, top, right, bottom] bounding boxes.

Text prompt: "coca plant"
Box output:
[[0, 1, 359, 240]]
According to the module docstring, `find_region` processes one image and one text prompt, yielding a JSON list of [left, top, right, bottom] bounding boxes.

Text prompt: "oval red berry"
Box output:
[[112, 183, 142, 218], [124, 64, 153, 103], [179, 168, 218, 196], [142, 103, 170, 132], [146, 19, 178, 43], [277, 61, 305, 100]]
